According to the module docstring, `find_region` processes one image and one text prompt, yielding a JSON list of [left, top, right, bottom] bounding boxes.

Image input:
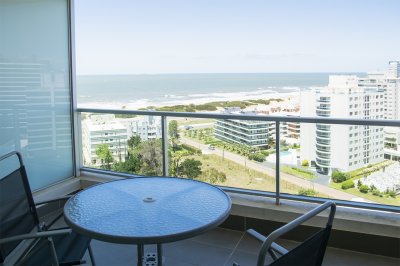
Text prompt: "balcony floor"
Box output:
[[80, 227, 399, 266]]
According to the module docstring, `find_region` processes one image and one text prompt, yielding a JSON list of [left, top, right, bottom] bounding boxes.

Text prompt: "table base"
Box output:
[[137, 244, 163, 266]]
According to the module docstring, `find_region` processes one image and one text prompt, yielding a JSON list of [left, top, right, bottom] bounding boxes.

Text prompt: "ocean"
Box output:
[[77, 73, 362, 109]]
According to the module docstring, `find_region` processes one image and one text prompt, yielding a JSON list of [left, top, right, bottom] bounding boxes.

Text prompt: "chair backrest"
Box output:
[[258, 201, 336, 266], [0, 151, 40, 263]]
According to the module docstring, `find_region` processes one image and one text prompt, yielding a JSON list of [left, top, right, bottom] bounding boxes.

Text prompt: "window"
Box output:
[[0, 0, 73, 190]]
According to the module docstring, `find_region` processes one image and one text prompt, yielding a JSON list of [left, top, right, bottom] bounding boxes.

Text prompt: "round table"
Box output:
[[64, 177, 231, 266]]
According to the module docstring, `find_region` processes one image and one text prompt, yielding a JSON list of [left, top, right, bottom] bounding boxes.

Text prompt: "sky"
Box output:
[[75, 0, 400, 75]]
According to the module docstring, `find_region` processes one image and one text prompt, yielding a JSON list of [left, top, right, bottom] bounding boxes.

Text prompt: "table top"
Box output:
[[64, 177, 231, 244]]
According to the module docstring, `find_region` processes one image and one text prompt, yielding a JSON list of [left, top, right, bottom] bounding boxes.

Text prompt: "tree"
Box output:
[[137, 139, 163, 176], [128, 135, 141, 149], [168, 120, 179, 151], [331, 171, 349, 183], [180, 159, 202, 179], [95, 144, 113, 170], [268, 137, 275, 149], [170, 149, 190, 176], [112, 153, 141, 174]]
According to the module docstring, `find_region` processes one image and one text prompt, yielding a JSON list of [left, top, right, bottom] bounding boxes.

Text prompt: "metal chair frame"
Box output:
[[246, 201, 336, 266], [0, 151, 96, 266]]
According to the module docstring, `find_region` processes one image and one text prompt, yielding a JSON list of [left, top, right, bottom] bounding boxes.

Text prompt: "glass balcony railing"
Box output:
[[77, 108, 400, 212]]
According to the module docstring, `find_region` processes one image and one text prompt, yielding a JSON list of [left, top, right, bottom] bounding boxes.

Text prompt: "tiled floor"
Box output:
[[80, 227, 399, 266]]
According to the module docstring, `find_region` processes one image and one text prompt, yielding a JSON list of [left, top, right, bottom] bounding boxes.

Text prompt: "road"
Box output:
[[181, 136, 373, 202]]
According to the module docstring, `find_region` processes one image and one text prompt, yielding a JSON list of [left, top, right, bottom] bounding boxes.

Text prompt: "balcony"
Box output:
[[40, 208, 399, 266], [1, 0, 399, 265]]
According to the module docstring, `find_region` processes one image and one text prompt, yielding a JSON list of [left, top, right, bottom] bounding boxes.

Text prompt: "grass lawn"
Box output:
[[347, 160, 393, 178], [330, 182, 399, 206], [186, 154, 321, 196], [281, 166, 316, 180]]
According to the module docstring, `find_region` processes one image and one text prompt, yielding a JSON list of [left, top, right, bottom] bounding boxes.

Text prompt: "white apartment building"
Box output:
[[359, 61, 400, 162], [214, 107, 299, 148], [214, 108, 269, 148], [359, 61, 400, 120], [118, 116, 162, 141], [82, 114, 128, 166], [300, 75, 385, 175]]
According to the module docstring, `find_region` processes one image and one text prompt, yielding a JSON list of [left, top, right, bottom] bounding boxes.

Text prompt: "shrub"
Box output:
[[181, 144, 202, 155], [248, 153, 265, 162], [301, 160, 309, 167], [332, 171, 349, 183], [298, 189, 317, 197], [341, 180, 355, 190], [371, 189, 382, 197], [359, 185, 369, 193], [357, 179, 362, 188]]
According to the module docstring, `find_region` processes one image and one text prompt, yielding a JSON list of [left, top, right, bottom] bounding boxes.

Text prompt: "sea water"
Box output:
[[77, 73, 362, 109]]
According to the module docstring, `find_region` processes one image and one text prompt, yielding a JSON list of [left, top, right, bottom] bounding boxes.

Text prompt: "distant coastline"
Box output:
[[76, 72, 362, 110]]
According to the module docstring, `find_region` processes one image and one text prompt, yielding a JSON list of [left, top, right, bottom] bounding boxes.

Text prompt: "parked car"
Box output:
[[184, 125, 193, 130], [208, 145, 215, 150]]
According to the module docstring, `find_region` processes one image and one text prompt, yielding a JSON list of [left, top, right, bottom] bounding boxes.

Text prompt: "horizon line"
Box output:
[[76, 71, 366, 76]]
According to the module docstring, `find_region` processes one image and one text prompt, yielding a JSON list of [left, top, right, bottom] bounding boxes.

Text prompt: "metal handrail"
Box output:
[[77, 108, 400, 127]]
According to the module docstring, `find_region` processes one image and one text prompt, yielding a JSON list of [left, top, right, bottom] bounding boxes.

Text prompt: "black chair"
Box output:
[[234, 201, 336, 266], [0, 151, 96, 266]]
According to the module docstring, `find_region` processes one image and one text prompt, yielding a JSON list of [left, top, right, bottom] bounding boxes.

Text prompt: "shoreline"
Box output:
[[77, 91, 300, 110]]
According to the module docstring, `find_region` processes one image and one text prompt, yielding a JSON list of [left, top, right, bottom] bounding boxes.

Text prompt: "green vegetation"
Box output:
[[341, 180, 355, 190], [200, 168, 227, 184], [189, 154, 306, 193], [282, 166, 316, 180], [95, 144, 113, 170], [114, 114, 136, 118], [179, 158, 202, 179], [329, 160, 399, 205], [301, 159, 309, 167], [331, 171, 350, 183], [99, 136, 164, 176], [298, 189, 318, 197], [346, 160, 393, 178], [141, 98, 284, 112], [248, 153, 266, 162], [359, 185, 369, 193]]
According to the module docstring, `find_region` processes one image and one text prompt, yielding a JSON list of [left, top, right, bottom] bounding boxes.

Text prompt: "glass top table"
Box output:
[[64, 177, 231, 265]]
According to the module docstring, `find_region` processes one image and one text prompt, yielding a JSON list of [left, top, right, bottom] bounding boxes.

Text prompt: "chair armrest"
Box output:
[[247, 229, 288, 255], [35, 196, 71, 206], [0, 229, 72, 245], [270, 242, 288, 256], [247, 229, 266, 242]]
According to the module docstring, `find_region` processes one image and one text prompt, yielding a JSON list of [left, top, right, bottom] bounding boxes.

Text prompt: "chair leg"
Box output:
[[88, 243, 96, 266], [48, 237, 60, 266]]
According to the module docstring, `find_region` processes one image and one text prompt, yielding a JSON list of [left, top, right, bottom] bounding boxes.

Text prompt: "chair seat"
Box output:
[[19, 231, 91, 266]]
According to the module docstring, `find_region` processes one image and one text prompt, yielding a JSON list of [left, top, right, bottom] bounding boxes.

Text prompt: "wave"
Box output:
[[78, 87, 305, 110]]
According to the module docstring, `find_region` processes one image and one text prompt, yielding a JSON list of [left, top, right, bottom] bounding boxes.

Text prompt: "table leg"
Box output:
[[157, 244, 163, 266], [137, 244, 144, 266]]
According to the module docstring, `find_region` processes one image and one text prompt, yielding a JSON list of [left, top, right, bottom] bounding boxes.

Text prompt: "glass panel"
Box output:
[[81, 113, 163, 176], [282, 123, 399, 206], [170, 117, 279, 192], [0, 0, 72, 190]]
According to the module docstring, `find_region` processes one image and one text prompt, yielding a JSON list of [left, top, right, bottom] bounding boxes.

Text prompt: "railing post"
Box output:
[[161, 116, 169, 176], [275, 121, 280, 205]]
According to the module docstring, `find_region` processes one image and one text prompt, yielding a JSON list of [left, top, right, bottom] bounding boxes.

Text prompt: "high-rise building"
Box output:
[[300, 75, 385, 174], [359, 61, 400, 162], [359, 61, 400, 120]]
